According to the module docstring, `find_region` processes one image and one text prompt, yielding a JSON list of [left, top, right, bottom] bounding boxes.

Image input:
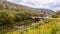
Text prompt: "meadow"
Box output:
[[0, 18, 60, 34]]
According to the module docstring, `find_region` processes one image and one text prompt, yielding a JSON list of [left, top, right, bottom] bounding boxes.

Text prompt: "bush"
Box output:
[[43, 18, 51, 23], [0, 10, 15, 26], [0, 10, 34, 28], [51, 14, 59, 18], [5, 19, 60, 34]]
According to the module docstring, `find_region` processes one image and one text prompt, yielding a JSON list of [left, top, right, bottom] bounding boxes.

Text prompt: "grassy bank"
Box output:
[[4, 19, 60, 34]]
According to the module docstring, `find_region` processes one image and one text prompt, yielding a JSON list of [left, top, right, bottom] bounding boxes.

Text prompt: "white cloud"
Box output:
[[7, 0, 60, 11]]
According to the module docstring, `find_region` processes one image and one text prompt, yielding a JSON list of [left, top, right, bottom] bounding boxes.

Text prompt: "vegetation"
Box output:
[[0, 3, 47, 30], [51, 11, 60, 18], [51, 14, 59, 18], [0, 1, 60, 34], [0, 10, 34, 29], [3, 19, 60, 34]]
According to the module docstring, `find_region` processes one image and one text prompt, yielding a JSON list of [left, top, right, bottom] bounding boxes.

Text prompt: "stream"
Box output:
[[13, 22, 36, 29]]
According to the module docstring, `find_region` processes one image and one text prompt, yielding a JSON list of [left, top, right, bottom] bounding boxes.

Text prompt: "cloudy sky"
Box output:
[[7, 0, 60, 11]]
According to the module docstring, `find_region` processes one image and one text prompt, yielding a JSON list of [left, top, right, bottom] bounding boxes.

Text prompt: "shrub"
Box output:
[[0, 10, 15, 26], [51, 14, 59, 18], [43, 18, 51, 23], [0, 10, 34, 27]]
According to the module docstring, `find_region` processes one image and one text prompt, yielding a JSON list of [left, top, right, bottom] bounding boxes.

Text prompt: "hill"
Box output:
[[0, 0, 55, 15]]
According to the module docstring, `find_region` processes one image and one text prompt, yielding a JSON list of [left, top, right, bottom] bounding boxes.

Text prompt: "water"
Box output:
[[13, 22, 36, 29]]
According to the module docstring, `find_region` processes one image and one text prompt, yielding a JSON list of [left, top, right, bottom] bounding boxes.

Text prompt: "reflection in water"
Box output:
[[13, 22, 36, 29]]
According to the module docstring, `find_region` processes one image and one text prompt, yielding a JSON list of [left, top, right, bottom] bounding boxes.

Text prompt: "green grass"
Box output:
[[3, 19, 60, 34]]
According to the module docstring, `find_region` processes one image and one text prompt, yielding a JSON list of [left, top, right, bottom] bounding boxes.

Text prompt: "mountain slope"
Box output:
[[37, 8, 55, 15], [0, 0, 55, 15]]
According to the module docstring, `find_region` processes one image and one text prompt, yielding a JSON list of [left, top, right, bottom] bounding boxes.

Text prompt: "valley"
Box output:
[[0, 0, 60, 34]]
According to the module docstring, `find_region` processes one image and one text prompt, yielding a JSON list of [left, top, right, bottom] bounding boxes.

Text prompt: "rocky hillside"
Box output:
[[0, 0, 55, 15]]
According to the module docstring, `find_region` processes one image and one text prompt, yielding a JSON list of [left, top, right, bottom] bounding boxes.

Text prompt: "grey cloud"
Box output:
[[26, 1, 36, 6], [47, 3, 60, 8]]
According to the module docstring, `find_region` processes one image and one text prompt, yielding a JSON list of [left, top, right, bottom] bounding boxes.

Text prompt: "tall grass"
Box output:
[[5, 19, 60, 34]]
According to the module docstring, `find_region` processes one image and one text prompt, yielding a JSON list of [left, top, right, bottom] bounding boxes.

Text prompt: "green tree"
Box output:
[[51, 14, 59, 18]]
